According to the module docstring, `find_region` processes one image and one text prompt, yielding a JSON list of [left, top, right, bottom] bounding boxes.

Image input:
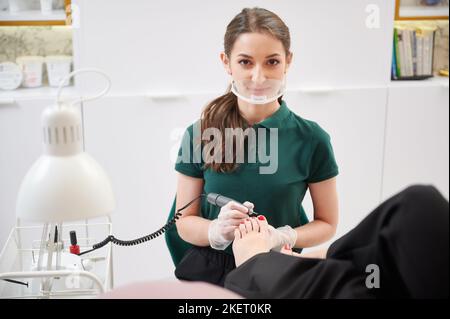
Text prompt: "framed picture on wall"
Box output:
[[395, 0, 449, 20]]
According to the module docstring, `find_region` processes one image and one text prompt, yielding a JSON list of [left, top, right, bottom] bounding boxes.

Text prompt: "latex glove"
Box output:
[[267, 225, 298, 252], [208, 201, 254, 250]]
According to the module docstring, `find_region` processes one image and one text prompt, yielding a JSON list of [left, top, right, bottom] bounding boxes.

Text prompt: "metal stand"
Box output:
[[0, 217, 114, 299]]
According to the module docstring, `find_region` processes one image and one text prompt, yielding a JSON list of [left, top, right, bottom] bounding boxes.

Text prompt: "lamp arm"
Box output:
[[56, 68, 111, 108]]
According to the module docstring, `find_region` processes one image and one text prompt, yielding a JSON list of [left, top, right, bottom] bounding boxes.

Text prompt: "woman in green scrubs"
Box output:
[[165, 7, 339, 286]]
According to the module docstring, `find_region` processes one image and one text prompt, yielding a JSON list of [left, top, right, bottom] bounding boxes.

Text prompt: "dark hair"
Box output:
[[201, 7, 291, 173]]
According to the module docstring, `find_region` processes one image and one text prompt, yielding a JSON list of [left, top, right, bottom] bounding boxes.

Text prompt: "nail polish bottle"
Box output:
[[69, 231, 80, 255]]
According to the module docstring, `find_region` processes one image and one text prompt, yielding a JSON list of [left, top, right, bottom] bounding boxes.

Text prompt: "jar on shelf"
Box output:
[[16, 56, 45, 88]]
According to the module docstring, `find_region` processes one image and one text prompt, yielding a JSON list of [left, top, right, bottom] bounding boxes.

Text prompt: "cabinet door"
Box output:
[[286, 88, 388, 243], [0, 99, 52, 248], [382, 84, 449, 201]]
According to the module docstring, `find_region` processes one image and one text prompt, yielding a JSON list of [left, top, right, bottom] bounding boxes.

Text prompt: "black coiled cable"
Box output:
[[78, 194, 205, 256]]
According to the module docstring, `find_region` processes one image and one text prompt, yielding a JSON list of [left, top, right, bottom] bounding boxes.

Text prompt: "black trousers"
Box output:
[[175, 246, 236, 287], [225, 185, 449, 298]]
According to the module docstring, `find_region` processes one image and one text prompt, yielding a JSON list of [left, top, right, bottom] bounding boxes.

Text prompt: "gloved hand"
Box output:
[[267, 225, 298, 252], [208, 201, 254, 250]]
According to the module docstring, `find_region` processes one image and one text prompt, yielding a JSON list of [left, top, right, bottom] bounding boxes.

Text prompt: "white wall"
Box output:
[[72, 0, 395, 94]]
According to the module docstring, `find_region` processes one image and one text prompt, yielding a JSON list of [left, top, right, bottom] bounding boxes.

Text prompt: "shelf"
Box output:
[[399, 6, 449, 18], [389, 75, 449, 88], [0, 86, 79, 103], [0, 9, 66, 22]]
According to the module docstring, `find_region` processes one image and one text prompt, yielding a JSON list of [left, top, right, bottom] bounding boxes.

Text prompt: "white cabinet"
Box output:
[[0, 98, 52, 248], [382, 80, 449, 201], [0, 88, 80, 251], [286, 88, 388, 241], [81, 94, 216, 284]]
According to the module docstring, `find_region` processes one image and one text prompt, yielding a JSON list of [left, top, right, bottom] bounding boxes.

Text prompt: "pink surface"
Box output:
[[99, 280, 243, 299]]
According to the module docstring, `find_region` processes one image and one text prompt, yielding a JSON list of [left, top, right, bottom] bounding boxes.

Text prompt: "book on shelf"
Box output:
[[392, 20, 448, 80]]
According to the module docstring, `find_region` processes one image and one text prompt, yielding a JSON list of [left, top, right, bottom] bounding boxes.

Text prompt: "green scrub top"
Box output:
[[165, 100, 339, 266]]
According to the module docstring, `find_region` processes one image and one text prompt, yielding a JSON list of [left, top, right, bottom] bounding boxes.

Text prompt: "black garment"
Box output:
[[174, 245, 303, 287], [224, 185, 449, 298], [175, 246, 236, 287]]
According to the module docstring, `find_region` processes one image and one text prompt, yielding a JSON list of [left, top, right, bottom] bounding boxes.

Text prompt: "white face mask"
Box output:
[[230, 77, 286, 105]]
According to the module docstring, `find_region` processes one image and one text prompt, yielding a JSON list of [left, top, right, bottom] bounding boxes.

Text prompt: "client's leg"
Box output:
[[228, 221, 370, 298], [327, 185, 449, 298], [227, 185, 448, 298]]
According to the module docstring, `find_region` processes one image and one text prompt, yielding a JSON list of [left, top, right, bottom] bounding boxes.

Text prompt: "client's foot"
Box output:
[[232, 216, 272, 267]]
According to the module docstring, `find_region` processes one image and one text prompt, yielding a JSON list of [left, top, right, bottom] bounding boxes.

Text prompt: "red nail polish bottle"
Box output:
[[69, 231, 80, 255]]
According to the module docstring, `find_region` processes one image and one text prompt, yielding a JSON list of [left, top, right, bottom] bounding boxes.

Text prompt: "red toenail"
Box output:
[[258, 215, 265, 220], [284, 244, 291, 250], [240, 221, 245, 224]]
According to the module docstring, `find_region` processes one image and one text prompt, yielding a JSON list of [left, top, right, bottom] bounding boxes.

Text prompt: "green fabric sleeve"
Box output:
[[175, 122, 204, 178], [307, 124, 339, 183]]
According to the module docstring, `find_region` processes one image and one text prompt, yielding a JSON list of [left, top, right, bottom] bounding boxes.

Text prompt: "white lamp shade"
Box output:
[[16, 152, 115, 222]]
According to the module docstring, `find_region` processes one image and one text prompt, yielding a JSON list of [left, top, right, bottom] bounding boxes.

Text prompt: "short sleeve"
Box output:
[[307, 124, 339, 183], [175, 122, 204, 178]]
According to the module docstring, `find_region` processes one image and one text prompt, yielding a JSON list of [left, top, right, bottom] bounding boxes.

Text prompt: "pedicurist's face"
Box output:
[[220, 32, 292, 87]]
